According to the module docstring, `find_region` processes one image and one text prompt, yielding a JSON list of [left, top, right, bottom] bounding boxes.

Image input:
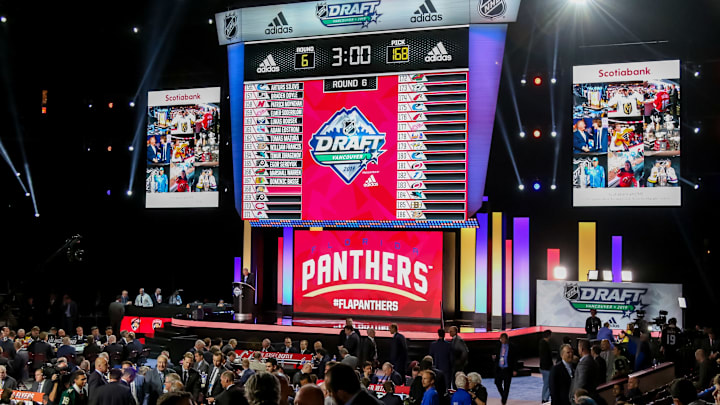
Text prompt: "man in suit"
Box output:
[[389, 323, 408, 375], [694, 348, 715, 389], [570, 339, 599, 403], [177, 353, 202, 401], [549, 344, 574, 405], [315, 348, 330, 380], [342, 326, 360, 357], [239, 358, 256, 385], [104, 336, 127, 367], [73, 327, 87, 344], [361, 329, 378, 367], [538, 330, 553, 403], [144, 355, 176, 405], [494, 333, 517, 405], [221, 339, 237, 355], [121, 361, 146, 405], [125, 333, 143, 361], [28, 332, 55, 371], [326, 363, 383, 405], [339, 348, 358, 370], [429, 329, 453, 387], [701, 329, 720, 360], [120, 291, 130, 306], [298, 340, 311, 356], [205, 352, 226, 399], [573, 120, 593, 153], [94, 368, 134, 405], [87, 357, 109, 404], [57, 337, 77, 362], [0, 365, 18, 391], [449, 326, 468, 381], [147, 137, 160, 164], [63, 295, 79, 332], [153, 288, 163, 305], [241, 267, 254, 287], [372, 362, 404, 386], [282, 337, 299, 354], [159, 136, 172, 164], [380, 381, 403, 405], [109, 298, 125, 335], [30, 368, 53, 405], [193, 351, 210, 374], [134, 288, 153, 308], [212, 370, 247, 405]]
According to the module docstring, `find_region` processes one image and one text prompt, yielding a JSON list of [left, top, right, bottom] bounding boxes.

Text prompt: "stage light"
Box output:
[[0, 16, 7, 23], [518, 184, 525, 191], [533, 181, 541, 191], [106, 190, 111, 196], [553, 266, 567, 280], [25, 192, 30, 197], [132, 27, 139, 34], [88, 104, 93, 108], [587, 270, 599, 281], [128, 146, 135, 151], [520, 78, 527, 85], [533, 129, 541, 138], [519, 131, 526, 138], [107, 146, 112, 152], [87, 148, 91, 152], [108, 102, 114, 109], [551, 130, 557, 137], [15, 172, 20, 177], [126, 190, 133, 196], [694, 184, 700, 190], [621, 270, 633, 282], [694, 71, 700, 77], [694, 127, 700, 134], [533, 76, 542, 86], [550, 184, 557, 190], [129, 101, 136, 108], [34, 213, 40, 218], [550, 77, 557, 84], [602, 270, 613, 281], [208, 19, 213, 25]]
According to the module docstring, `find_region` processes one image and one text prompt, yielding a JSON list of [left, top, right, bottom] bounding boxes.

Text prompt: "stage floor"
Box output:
[[171, 317, 587, 341]]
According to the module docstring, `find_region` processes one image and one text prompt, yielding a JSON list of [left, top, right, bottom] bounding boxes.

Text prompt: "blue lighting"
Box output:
[[533, 182, 541, 191]]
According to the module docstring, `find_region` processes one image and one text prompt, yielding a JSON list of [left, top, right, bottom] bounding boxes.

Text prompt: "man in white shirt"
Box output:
[[135, 288, 153, 307], [608, 87, 642, 117], [171, 111, 193, 135]]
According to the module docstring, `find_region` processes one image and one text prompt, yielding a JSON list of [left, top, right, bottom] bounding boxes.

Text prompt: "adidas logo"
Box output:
[[363, 175, 378, 188], [411, 0, 443, 23], [265, 12, 293, 35], [608, 317, 618, 326], [257, 54, 280, 74], [425, 42, 452, 62]]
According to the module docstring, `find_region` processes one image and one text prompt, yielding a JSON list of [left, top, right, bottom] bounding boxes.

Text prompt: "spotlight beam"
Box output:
[[24, 162, 39, 216], [496, 109, 522, 187], [0, 140, 29, 194], [502, 61, 523, 132]]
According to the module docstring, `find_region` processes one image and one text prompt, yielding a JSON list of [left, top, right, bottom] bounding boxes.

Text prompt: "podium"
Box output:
[[233, 282, 256, 321]]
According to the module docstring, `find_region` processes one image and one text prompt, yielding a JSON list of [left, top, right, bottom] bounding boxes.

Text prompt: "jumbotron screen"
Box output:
[[572, 60, 680, 206], [241, 28, 470, 221]]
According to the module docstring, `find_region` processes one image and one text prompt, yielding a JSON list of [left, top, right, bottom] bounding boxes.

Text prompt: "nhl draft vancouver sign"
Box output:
[[309, 107, 387, 184]]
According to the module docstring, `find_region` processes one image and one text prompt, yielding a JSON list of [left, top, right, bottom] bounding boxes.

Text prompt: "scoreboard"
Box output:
[[241, 28, 471, 221]]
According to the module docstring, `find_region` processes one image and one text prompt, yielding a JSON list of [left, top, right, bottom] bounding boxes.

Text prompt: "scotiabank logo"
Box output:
[[300, 249, 431, 300]]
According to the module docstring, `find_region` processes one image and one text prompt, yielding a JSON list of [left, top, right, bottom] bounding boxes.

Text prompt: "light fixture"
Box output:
[[693, 127, 700, 134], [551, 130, 557, 137], [533, 129, 541, 138], [621, 270, 633, 282], [694, 184, 700, 190], [126, 190, 133, 196], [519, 131, 526, 138], [533, 181, 541, 191], [550, 77, 557, 84], [34, 213, 40, 218], [108, 102, 114, 109], [533, 76, 542, 86], [107, 146, 112, 152], [88, 104, 93, 108], [520, 78, 527, 85], [602, 270, 613, 281], [129, 101, 136, 108], [553, 266, 567, 280], [128, 146, 135, 151], [208, 18, 213, 25], [133, 27, 139, 34], [550, 184, 557, 190], [15, 172, 20, 177], [587, 270, 599, 281], [0, 16, 7, 23], [694, 71, 700, 77], [25, 192, 30, 197], [518, 184, 525, 191]]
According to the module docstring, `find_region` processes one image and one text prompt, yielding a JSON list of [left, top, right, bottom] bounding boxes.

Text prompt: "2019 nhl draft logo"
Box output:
[[316, 1, 382, 28], [563, 283, 648, 318], [224, 12, 238, 40], [309, 107, 386, 184], [478, 0, 507, 20]]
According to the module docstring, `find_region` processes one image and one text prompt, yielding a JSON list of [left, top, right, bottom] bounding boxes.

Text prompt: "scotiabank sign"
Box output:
[[294, 230, 443, 318]]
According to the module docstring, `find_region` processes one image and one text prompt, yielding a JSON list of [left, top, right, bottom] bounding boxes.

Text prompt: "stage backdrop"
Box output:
[[536, 280, 683, 329], [294, 230, 443, 319]]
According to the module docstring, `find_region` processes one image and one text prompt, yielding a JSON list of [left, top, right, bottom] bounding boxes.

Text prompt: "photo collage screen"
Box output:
[[146, 87, 221, 208], [572, 60, 680, 206]]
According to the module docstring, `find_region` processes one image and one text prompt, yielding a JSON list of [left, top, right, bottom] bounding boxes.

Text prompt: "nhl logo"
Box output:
[[478, 0, 506, 19], [343, 119, 356, 136], [564, 283, 580, 301], [316, 3, 328, 18], [224, 12, 238, 40]]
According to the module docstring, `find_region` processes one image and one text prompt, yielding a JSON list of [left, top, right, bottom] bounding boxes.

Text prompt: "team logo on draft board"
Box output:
[[130, 318, 141, 331], [478, 0, 507, 19], [316, 1, 382, 28], [152, 319, 163, 329], [563, 283, 648, 318], [224, 12, 238, 40], [309, 107, 386, 184]]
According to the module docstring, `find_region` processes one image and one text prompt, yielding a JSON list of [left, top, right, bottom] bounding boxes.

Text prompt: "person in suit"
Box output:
[[176, 353, 202, 401], [389, 323, 408, 375], [144, 355, 176, 405], [153, 288, 163, 305], [221, 339, 237, 355], [241, 267, 254, 287], [326, 363, 382, 405], [93, 368, 134, 405], [0, 365, 18, 390], [694, 348, 715, 389], [372, 362, 404, 386], [30, 368, 53, 405], [494, 333, 516, 405], [120, 291, 130, 306], [361, 329, 378, 367], [339, 348, 358, 370], [104, 336, 127, 367], [701, 329, 720, 360], [205, 352, 226, 399], [87, 357, 109, 405], [449, 326, 469, 381], [590, 346, 606, 388], [121, 362, 146, 405], [573, 120, 593, 153], [549, 344, 574, 405], [147, 137, 160, 164], [159, 136, 172, 164], [193, 351, 210, 374], [211, 370, 247, 405], [239, 358, 256, 385], [282, 337, 299, 354], [314, 349, 330, 380], [381, 381, 403, 405], [298, 340, 311, 356], [28, 332, 55, 371], [338, 319, 360, 350], [342, 326, 360, 357], [538, 330, 553, 403], [570, 339, 599, 403], [429, 329, 453, 387], [57, 337, 78, 361]]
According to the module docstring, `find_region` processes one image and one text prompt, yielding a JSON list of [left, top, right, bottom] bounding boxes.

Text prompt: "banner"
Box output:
[[215, 0, 522, 45], [235, 350, 313, 369], [294, 230, 443, 318], [0, 390, 44, 402], [120, 316, 172, 335], [536, 280, 683, 329]]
